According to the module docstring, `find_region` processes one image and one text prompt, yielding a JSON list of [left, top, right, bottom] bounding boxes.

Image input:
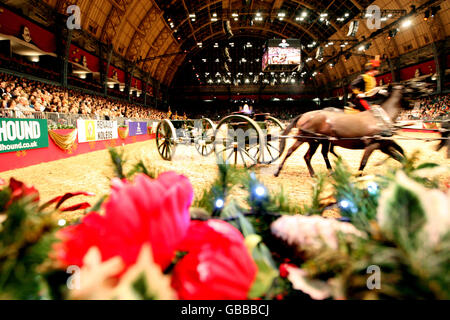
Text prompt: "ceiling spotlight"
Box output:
[[358, 45, 365, 51], [387, 28, 398, 40], [431, 6, 440, 17], [424, 9, 430, 21], [401, 19, 412, 28]]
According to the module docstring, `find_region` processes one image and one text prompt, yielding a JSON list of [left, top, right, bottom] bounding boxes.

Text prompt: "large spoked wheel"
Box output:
[[194, 118, 216, 157], [254, 116, 285, 164], [156, 119, 177, 161], [213, 115, 264, 168]]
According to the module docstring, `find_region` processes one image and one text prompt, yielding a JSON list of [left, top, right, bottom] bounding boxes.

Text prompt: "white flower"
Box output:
[[285, 266, 332, 300], [271, 215, 364, 253], [377, 171, 450, 247]]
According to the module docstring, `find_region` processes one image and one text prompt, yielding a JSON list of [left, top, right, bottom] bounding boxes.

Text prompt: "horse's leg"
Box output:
[[321, 141, 333, 171], [358, 143, 381, 175], [330, 144, 339, 158], [381, 144, 405, 163], [305, 141, 320, 177], [375, 142, 405, 166], [274, 139, 304, 177], [390, 141, 405, 157]]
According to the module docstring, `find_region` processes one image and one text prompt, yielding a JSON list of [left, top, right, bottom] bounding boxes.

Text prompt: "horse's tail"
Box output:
[[436, 120, 449, 151], [280, 114, 302, 154]]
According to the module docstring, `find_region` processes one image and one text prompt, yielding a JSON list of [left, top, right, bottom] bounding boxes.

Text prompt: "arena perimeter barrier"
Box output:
[[0, 109, 159, 128], [0, 111, 160, 172]]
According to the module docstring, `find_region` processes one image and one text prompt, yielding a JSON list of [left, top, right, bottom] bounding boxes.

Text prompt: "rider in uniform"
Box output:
[[350, 56, 393, 136]]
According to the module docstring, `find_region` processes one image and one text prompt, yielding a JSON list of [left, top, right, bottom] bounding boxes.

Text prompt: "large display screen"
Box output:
[[262, 39, 301, 71]]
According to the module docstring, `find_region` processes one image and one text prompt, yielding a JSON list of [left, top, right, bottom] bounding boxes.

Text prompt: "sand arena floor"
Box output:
[[1, 131, 448, 221]]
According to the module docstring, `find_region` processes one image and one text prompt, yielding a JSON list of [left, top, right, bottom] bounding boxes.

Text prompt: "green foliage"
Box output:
[[127, 160, 159, 179], [193, 164, 243, 215], [108, 147, 159, 181], [302, 173, 326, 216], [132, 273, 156, 300], [108, 147, 127, 180], [0, 199, 57, 299], [48, 125, 76, 130], [293, 157, 450, 300], [331, 158, 378, 231]]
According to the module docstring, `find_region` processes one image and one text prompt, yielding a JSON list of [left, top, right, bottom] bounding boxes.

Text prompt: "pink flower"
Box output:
[[54, 172, 193, 272], [171, 220, 257, 300]]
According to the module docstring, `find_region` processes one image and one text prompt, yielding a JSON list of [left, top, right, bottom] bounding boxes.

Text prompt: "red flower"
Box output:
[[8, 178, 39, 205], [171, 220, 257, 300], [53, 213, 106, 267], [279, 263, 297, 278], [54, 172, 193, 271]]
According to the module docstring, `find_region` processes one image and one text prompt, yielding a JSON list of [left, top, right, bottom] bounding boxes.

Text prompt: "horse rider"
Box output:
[[350, 56, 393, 136]]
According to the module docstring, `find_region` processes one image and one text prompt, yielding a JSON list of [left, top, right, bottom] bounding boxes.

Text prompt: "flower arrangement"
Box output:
[[0, 149, 448, 300]]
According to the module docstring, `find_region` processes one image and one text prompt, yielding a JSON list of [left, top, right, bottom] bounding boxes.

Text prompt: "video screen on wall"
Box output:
[[262, 39, 301, 71]]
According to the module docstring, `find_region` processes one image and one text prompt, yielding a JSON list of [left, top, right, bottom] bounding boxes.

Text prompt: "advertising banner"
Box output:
[[77, 119, 118, 143], [129, 121, 148, 136], [0, 118, 49, 154]]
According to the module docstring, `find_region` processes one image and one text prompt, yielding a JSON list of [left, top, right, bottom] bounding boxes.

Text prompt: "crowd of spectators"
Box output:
[[400, 93, 449, 121], [0, 70, 447, 123], [0, 73, 167, 120]]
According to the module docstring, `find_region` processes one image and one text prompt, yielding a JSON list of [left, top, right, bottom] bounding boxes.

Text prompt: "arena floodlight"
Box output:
[[401, 19, 412, 29], [315, 46, 324, 60], [224, 20, 233, 38], [347, 20, 359, 37]]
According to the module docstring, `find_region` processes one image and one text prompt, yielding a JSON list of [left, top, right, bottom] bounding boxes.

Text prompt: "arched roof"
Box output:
[[42, 0, 448, 86]]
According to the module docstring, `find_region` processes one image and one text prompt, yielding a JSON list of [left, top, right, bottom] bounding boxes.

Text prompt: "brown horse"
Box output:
[[274, 85, 414, 177]]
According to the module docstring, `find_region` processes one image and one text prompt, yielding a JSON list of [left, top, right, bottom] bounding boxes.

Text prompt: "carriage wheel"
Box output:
[[194, 118, 216, 157], [252, 116, 285, 164], [156, 119, 177, 161], [213, 115, 264, 168]]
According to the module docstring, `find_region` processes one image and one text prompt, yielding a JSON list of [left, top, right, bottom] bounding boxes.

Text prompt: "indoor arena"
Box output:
[[0, 0, 449, 305]]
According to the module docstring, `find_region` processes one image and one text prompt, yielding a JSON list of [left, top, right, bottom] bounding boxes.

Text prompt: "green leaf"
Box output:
[[416, 163, 440, 170], [246, 234, 278, 299]]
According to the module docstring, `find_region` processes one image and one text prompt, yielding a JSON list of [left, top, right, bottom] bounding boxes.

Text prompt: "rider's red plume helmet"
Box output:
[[365, 55, 381, 71]]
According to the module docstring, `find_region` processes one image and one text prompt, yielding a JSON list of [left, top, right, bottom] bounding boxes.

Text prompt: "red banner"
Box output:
[[0, 6, 56, 53], [0, 129, 155, 173]]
